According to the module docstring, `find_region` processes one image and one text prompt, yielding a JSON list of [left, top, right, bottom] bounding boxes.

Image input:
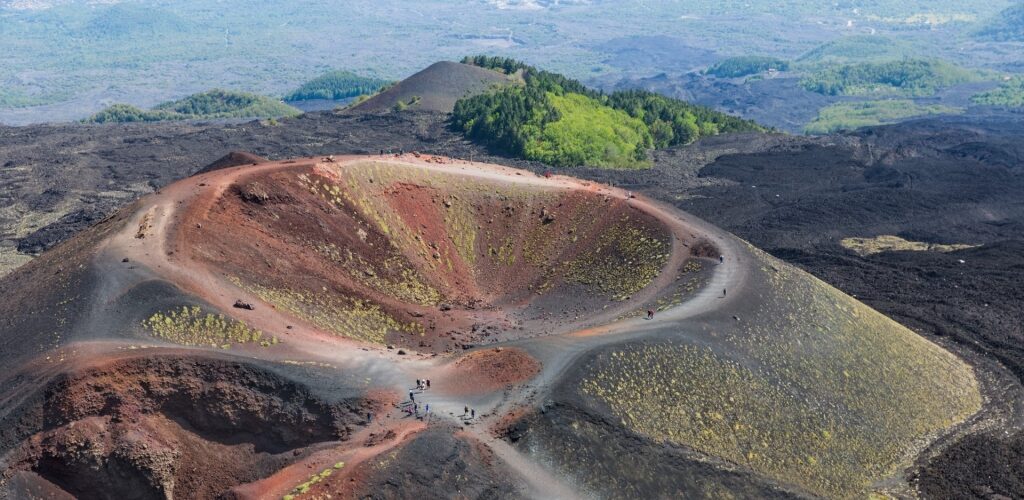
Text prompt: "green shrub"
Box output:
[[141, 306, 279, 348]]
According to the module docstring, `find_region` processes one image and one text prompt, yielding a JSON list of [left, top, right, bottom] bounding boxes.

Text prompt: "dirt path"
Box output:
[[87, 154, 748, 497]]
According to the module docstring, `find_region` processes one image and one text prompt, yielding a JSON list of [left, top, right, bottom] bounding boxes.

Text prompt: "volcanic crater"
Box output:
[[177, 156, 685, 352], [0, 153, 983, 498]]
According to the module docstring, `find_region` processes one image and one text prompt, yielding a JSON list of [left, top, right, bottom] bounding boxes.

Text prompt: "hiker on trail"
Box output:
[[426, 379, 431, 389], [415, 379, 421, 389], [409, 390, 415, 402], [471, 408, 476, 419], [647, 309, 654, 320], [719, 255, 724, 264], [464, 405, 469, 416], [425, 404, 430, 414]]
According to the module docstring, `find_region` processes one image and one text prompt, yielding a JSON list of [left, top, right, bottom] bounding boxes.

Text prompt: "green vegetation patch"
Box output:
[[285, 70, 391, 101], [580, 248, 981, 497], [800, 59, 979, 97], [453, 56, 763, 168], [231, 277, 421, 344], [87, 89, 301, 123], [564, 218, 670, 300], [796, 35, 917, 65], [841, 235, 978, 256], [804, 100, 963, 134], [706, 56, 790, 78], [142, 306, 279, 348], [971, 77, 1024, 107], [524, 92, 652, 169]]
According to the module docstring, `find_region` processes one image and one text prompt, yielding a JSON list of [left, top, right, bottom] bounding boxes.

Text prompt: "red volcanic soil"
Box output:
[[0, 154, 717, 499], [445, 348, 541, 395], [2, 353, 378, 499], [171, 156, 685, 353]]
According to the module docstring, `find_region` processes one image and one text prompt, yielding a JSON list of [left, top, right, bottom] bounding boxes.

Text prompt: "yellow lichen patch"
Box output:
[[442, 195, 478, 266], [316, 243, 440, 306], [580, 249, 981, 498], [282, 463, 343, 500], [230, 278, 421, 344], [564, 219, 670, 300], [840, 235, 978, 257], [142, 306, 279, 348], [487, 235, 517, 266]]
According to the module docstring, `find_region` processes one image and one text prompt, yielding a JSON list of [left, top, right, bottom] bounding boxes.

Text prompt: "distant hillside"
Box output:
[[453, 56, 765, 168], [974, 4, 1024, 41], [87, 90, 300, 123], [81, 4, 192, 39], [797, 35, 916, 65], [800, 59, 979, 97], [348, 61, 515, 114], [705, 56, 790, 78], [284, 70, 392, 101]]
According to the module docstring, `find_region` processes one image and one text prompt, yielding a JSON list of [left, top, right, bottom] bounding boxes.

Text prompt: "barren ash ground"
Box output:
[[0, 152, 988, 498]]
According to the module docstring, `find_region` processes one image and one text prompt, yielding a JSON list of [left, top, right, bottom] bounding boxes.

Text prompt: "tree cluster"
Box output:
[[285, 70, 391, 101], [453, 57, 764, 167], [801, 59, 975, 96], [706, 56, 790, 78], [87, 89, 300, 123]]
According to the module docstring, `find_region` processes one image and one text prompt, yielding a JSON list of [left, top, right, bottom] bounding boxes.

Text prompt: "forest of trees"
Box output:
[[705, 56, 790, 78], [800, 59, 977, 96], [284, 70, 392, 101], [453, 56, 764, 168], [972, 77, 1024, 107], [87, 89, 300, 123]]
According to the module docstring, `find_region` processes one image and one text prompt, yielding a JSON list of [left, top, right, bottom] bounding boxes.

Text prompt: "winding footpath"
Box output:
[[92, 154, 750, 498]]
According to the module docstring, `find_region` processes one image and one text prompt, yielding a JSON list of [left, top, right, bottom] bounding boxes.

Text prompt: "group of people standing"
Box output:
[[402, 379, 477, 423]]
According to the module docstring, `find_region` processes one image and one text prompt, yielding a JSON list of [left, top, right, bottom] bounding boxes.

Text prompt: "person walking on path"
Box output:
[[723, 288, 727, 297], [647, 309, 654, 320], [464, 405, 469, 417], [719, 255, 724, 264], [409, 390, 415, 402], [426, 379, 431, 389], [367, 412, 372, 424], [471, 408, 476, 419]]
